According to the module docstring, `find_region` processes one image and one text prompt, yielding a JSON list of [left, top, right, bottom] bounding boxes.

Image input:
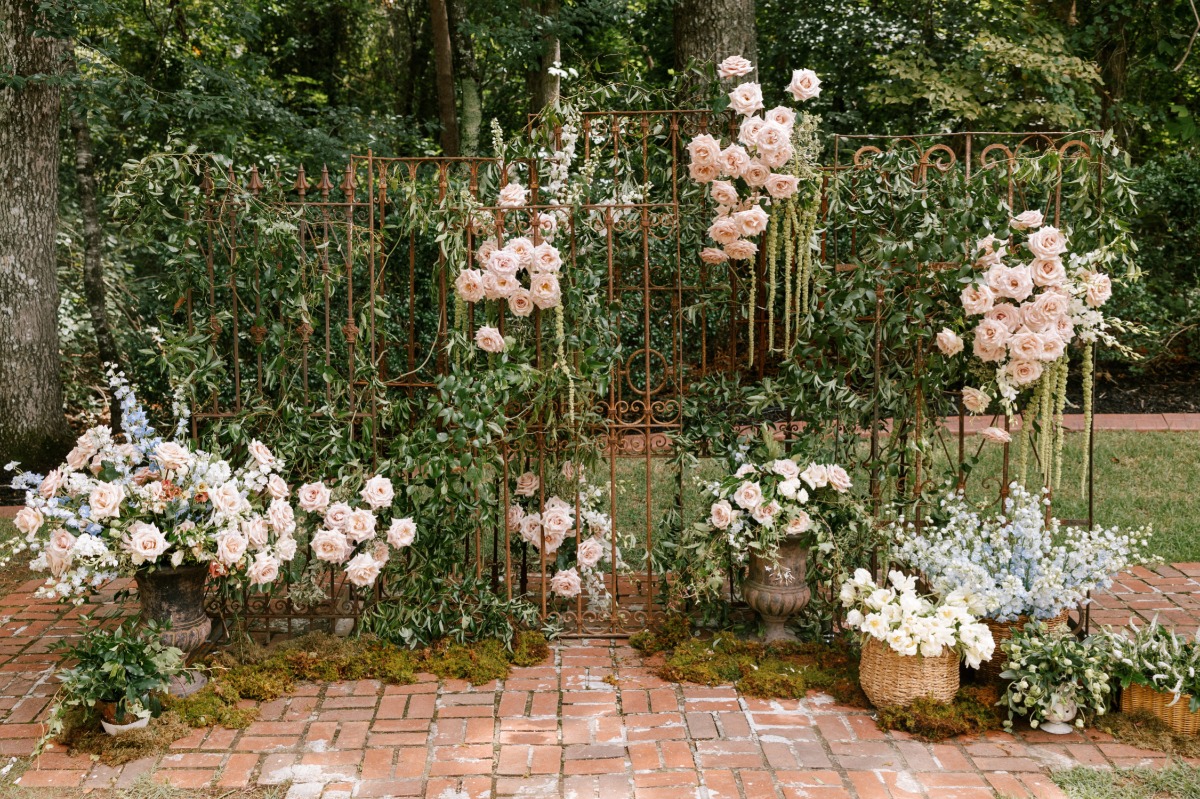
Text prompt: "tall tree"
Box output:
[[447, 0, 482, 155], [429, 0, 460, 155], [674, 0, 758, 75], [0, 0, 72, 471]]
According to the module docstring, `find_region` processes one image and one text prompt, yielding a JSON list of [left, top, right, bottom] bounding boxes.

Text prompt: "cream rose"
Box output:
[[346, 509, 378, 543], [344, 552, 383, 587], [122, 521, 168, 565], [764, 173, 799, 200], [530, 273, 562, 309], [509, 288, 535, 317], [973, 318, 1011, 355], [1008, 329, 1045, 361], [759, 143, 793, 169], [826, 465, 852, 493], [710, 499, 734, 529], [990, 265, 1034, 302], [979, 427, 1012, 444], [800, 463, 829, 489], [504, 237, 535, 268], [1083, 271, 1112, 308], [388, 517, 417, 548], [786, 511, 812, 537], [14, 506, 44, 536], [541, 507, 574, 538], [275, 534, 298, 562], [153, 442, 192, 472], [475, 326, 507, 353], [246, 552, 280, 586], [249, 439, 275, 468], [474, 239, 498, 265], [486, 273, 521, 299], [708, 216, 741, 245], [486, 248, 522, 278], [751, 501, 779, 526], [550, 568, 582, 598], [728, 82, 764, 116], [738, 116, 764, 147], [38, 468, 65, 499], [962, 387, 991, 414], [755, 121, 789, 154], [1027, 226, 1068, 258], [297, 481, 331, 512], [532, 243, 562, 273], [515, 471, 540, 497], [1011, 210, 1045, 230], [324, 502, 352, 530], [519, 512, 542, 544], [699, 247, 729, 264], [210, 481, 245, 516], [936, 328, 964, 357], [766, 106, 796, 129], [242, 517, 270, 550], [741, 160, 771, 187], [733, 480, 763, 510], [88, 482, 125, 520], [66, 445, 91, 471], [577, 538, 604, 569], [960, 284, 995, 315], [1006, 359, 1044, 386], [786, 69, 821, 101], [717, 55, 753, 78], [771, 459, 801, 480], [1030, 257, 1067, 288], [688, 161, 720, 183], [266, 474, 289, 500], [498, 182, 528, 207], [361, 475, 394, 510], [455, 268, 487, 303], [687, 134, 722, 167], [312, 527, 351, 563], [718, 144, 751, 178], [985, 303, 1022, 333], [725, 239, 758, 260], [734, 206, 770, 237], [267, 498, 296, 536], [1039, 332, 1065, 362], [1053, 315, 1076, 343], [710, 180, 739, 208], [532, 212, 558, 239]]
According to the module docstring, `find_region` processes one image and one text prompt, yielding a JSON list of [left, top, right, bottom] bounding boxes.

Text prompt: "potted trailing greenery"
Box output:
[[1105, 618, 1200, 735], [1000, 621, 1113, 733], [52, 618, 183, 735]]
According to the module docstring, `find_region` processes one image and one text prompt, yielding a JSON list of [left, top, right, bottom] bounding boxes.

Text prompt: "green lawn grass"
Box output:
[[1052, 762, 1200, 799]]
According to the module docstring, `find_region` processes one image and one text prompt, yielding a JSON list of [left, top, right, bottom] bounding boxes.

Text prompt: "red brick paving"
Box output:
[[1, 575, 1198, 798]]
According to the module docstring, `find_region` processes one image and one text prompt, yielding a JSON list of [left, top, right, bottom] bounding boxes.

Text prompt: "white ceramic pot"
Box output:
[[101, 715, 150, 736]]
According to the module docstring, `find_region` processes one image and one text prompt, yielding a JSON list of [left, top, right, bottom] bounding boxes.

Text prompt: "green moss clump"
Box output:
[[425, 639, 511, 684], [1094, 710, 1200, 759], [59, 709, 193, 766], [511, 630, 551, 667], [169, 684, 258, 729], [630, 613, 692, 655], [875, 685, 1004, 741]]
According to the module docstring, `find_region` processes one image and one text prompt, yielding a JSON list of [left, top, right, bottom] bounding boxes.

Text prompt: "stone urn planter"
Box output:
[[135, 565, 212, 696], [742, 533, 811, 642]]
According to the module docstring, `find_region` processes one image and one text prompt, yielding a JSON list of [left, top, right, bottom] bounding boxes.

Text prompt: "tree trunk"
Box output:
[[674, 0, 758, 77], [0, 0, 72, 473], [525, 0, 561, 114], [447, 0, 481, 155], [71, 107, 122, 428], [428, 0, 460, 156]]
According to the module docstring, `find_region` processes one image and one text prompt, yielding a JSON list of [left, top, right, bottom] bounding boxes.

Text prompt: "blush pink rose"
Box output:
[[717, 55, 753, 78], [786, 69, 821, 101], [529, 273, 562, 309], [718, 144, 751, 177], [936, 328, 964, 356], [475, 326, 506, 353], [985, 302, 1022, 333], [961, 284, 996, 315], [980, 427, 1012, 444], [1027, 226, 1068, 258], [1011, 210, 1045, 230], [297, 482, 331, 512], [497, 182, 528, 207], [710, 180, 739, 208], [741, 160, 771, 187], [1005, 359, 1044, 386], [738, 116, 764, 147], [1030, 257, 1067, 287], [708, 216, 742, 245], [700, 247, 729, 264], [687, 134, 722, 167], [550, 568, 582, 598], [508, 289, 535, 317], [962, 387, 991, 414], [688, 161, 720, 183], [455, 268, 486, 303], [728, 82, 764, 116], [724, 239, 758, 260], [764, 173, 799, 199], [734, 206, 770, 237]]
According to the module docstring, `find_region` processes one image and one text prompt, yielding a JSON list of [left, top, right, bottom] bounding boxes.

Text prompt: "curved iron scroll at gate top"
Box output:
[[190, 122, 1105, 640]]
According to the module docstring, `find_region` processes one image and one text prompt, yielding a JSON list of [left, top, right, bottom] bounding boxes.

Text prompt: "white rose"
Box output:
[[324, 502, 352, 530], [210, 481, 245, 516], [717, 55, 753, 78], [88, 482, 126, 520], [727, 82, 764, 116], [800, 463, 829, 490], [576, 538, 605, 568], [125, 521, 169, 565], [709, 500, 734, 529], [344, 552, 384, 588], [550, 568, 582, 599], [456, 268, 487, 303], [14, 506, 44, 536], [936, 328, 964, 356], [733, 481, 763, 510], [387, 517, 417, 548], [311, 528, 351, 563], [474, 239, 498, 266], [777, 478, 803, 500], [515, 471, 540, 497], [1011, 210, 1045, 230], [541, 507, 574, 538], [297, 482, 331, 512], [275, 534, 298, 562], [786, 69, 821, 101], [248, 440, 275, 468], [826, 465, 852, 493], [247, 552, 281, 586], [216, 529, 249, 565], [990, 265, 1034, 303], [242, 517, 270, 550], [345, 509, 377, 543], [361, 475, 395, 509], [266, 474, 289, 500], [475, 326, 507, 353], [153, 442, 192, 472], [529, 273, 562, 310], [497, 182, 528, 207], [786, 511, 812, 537]]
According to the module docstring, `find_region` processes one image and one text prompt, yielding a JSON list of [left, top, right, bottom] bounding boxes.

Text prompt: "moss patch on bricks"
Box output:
[[874, 684, 1005, 741], [1093, 710, 1200, 760], [56, 708, 194, 766]]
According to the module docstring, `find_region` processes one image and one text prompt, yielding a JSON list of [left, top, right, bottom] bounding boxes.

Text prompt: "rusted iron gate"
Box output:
[[188, 116, 1103, 639]]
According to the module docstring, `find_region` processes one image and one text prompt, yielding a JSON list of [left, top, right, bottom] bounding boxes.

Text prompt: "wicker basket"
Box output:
[[979, 609, 1070, 682], [1121, 682, 1200, 735], [859, 637, 960, 708]]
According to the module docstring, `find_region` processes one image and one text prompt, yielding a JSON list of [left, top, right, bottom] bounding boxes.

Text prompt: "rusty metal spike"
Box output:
[[247, 166, 265, 194], [199, 168, 214, 194], [226, 164, 239, 188], [339, 163, 356, 194], [317, 164, 333, 194], [293, 164, 308, 196]]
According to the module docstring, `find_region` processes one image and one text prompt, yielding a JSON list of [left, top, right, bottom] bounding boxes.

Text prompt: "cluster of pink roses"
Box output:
[[686, 57, 819, 265], [295, 474, 416, 589], [456, 180, 565, 354], [938, 210, 1113, 411]]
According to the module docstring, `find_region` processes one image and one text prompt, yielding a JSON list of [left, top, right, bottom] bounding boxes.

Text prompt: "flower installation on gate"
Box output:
[[3, 370, 299, 600]]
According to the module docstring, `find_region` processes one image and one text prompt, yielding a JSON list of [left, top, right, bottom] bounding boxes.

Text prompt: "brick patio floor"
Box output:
[[2, 566, 1199, 799]]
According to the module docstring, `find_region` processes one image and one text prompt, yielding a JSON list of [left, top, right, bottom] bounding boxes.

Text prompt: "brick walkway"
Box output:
[[2, 568, 1199, 799]]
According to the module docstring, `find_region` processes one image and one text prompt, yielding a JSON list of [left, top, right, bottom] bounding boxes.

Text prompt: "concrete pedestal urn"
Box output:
[[135, 564, 212, 696], [742, 534, 811, 642]]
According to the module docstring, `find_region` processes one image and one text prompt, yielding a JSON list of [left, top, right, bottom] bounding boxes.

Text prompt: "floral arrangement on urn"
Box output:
[[840, 569, 995, 707], [4, 370, 299, 655], [685, 428, 858, 641]]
